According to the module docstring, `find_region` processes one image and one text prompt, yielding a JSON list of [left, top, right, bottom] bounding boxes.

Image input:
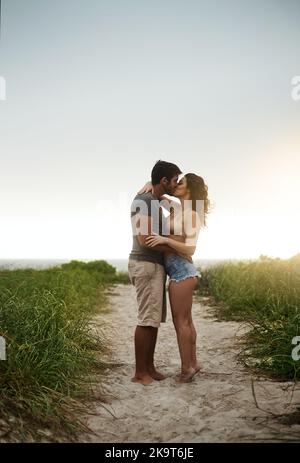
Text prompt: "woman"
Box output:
[[139, 173, 210, 382]]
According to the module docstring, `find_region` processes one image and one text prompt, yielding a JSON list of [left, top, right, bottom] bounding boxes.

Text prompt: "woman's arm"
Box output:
[[136, 216, 178, 254], [145, 210, 200, 256], [165, 237, 196, 256], [137, 181, 153, 195], [137, 182, 174, 204], [145, 235, 196, 256], [160, 194, 171, 202]]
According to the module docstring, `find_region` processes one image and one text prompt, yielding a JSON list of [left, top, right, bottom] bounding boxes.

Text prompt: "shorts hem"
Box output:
[[137, 321, 161, 328], [169, 274, 200, 283]]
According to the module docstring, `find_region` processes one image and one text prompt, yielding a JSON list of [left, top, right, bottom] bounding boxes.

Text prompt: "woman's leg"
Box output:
[[169, 277, 198, 381], [189, 316, 201, 372]]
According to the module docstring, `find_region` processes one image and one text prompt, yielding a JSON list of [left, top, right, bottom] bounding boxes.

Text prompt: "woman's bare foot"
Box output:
[[177, 367, 196, 383], [192, 362, 202, 374], [148, 369, 167, 381], [131, 374, 154, 386]]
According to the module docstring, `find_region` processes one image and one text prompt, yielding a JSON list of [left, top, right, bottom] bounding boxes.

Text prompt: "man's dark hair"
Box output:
[[151, 160, 182, 185]]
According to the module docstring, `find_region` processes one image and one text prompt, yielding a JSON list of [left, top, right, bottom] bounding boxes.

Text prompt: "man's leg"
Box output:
[[132, 326, 154, 385], [129, 260, 167, 384], [147, 327, 166, 380], [146, 263, 167, 380]]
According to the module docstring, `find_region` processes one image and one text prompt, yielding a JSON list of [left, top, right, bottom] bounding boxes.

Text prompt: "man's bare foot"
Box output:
[[148, 369, 167, 381], [131, 374, 154, 386], [177, 367, 196, 383]]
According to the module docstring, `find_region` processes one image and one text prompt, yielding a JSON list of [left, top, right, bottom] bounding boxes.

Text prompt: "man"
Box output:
[[128, 160, 182, 385]]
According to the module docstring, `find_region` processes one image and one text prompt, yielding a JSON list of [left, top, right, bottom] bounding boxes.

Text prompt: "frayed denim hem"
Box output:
[[169, 274, 200, 283]]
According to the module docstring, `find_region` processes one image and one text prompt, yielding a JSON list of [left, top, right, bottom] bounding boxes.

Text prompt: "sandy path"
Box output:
[[81, 284, 300, 443]]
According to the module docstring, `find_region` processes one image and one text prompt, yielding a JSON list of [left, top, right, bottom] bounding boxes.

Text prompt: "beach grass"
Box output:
[[0, 260, 129, 441], [197, 254, 300, 380]]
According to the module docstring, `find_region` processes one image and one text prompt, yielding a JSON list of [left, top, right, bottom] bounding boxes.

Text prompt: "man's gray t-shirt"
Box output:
[[129, 192, 165, 265]]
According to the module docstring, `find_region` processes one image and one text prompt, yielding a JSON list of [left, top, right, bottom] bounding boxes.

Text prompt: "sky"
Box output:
[[0, 0, 299, 260]]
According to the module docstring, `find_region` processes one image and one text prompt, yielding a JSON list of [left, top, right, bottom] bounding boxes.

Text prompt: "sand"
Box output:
[[81, 284, 300, 443]]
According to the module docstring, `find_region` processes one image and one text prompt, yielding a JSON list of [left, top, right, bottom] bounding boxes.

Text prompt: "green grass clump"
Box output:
[[197, 254, 300, 380], [0, 260, 128, 440]]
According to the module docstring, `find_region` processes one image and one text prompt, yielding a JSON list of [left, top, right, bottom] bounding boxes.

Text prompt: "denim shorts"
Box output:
[[164, 254, 201, 283]]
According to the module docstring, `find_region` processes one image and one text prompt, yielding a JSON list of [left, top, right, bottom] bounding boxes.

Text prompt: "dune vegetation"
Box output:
[[0, 260, 129, 441], [197, 254, 300, 380]]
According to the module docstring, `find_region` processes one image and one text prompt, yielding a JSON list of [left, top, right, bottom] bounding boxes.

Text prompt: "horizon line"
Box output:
[[0, 256, 286, 261]]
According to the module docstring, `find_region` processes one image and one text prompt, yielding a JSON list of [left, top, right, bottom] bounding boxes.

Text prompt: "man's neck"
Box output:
[[152, 185, 165, 200]]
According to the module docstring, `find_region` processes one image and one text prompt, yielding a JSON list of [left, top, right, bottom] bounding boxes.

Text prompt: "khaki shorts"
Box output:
[[128, 259, 167, 328]]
